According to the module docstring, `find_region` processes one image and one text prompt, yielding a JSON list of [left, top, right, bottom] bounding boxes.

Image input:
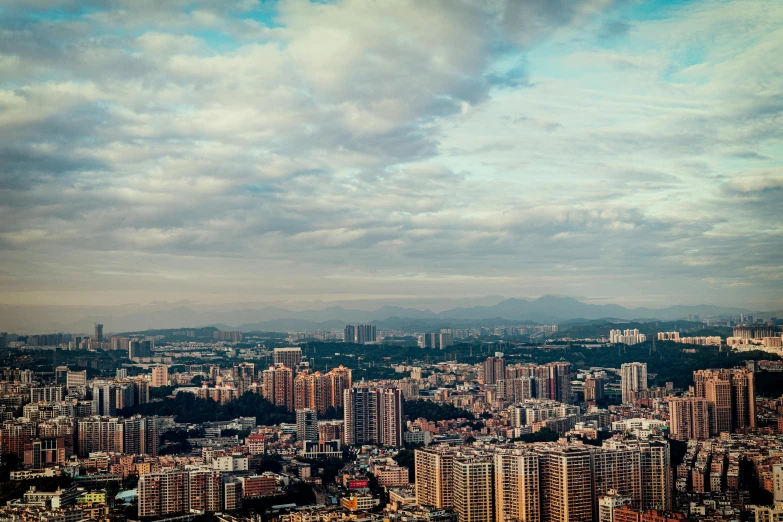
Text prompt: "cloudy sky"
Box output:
[[0, 0, 781, 311]]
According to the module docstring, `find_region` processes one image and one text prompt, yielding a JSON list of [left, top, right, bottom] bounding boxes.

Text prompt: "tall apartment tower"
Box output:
[[273, 348, 302, 372], [493, 449, 541, 522], [584, 376, 605, 403], [356, 324, 377, 344], [77, 416, 124, 456], [344, 387, 380, 445], [535, 445, 594, 522], [693, 368, 756, 434], [593, 441, 642, 508], [380, 388, 404, 447], [94, 323, 103, 342], [328, 365, 352, 408], [620, 363, 648, 404], [151, 365, 169, 388], [344, 325, 356, 343], [549, 361, 572, 403], [415, 446, 455, 508], [638, 440, 672, 511], [262, 365, 293, 411], [138, 469, 188, 518], [483, 357, 506, 385], [453, 457, 494, 522], [123, 415, 159, 456], [296, 408, 318, 442], [232, 362, 255, 396], [668, 397, 710, 441]]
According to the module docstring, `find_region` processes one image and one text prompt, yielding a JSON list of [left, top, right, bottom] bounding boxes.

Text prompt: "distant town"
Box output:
[[0, 313, 782, 522]]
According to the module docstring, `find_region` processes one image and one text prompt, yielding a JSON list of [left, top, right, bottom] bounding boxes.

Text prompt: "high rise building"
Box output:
[[584, 376, 606, 403], [77, 416, 124, 456], [415, 446, 455, 508], [94, 323, 103, 342], [493, 449, 541, 522], [693, 368, 756, 434], [668, 397, 710, 441], [262, 365, 293, 411], [293, 371, 331, 414], [273, 348, 302, 372], [232, 362, 255, 396], [344, 325, 377, 344], [90, 381, 118, 416], [328, 365, 352, 408], [296, 408, 318, 442], [55, 366, 69, 385], [638, 441, 672, 512], [66, 370, 87, 387], [133, 377, 150, 405], [620, 363, 648, 404], [129, 340, 141, 359], [380, 388, 404, 447], [138, 469, 189, 518], [123, 415, 159, 457], [188, 468, 223, 513], [609, 329, 647, 345], [422, 332, 454, 349], [483, 357, 506, 385], [344, 387, 379, 445], [453, 457, 494, 522], [151, 365, 169, 388], [536, 445, 594, 522]]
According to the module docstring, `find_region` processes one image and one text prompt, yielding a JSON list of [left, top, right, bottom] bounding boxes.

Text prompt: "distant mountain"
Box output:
[[0, 297, 753, 334]]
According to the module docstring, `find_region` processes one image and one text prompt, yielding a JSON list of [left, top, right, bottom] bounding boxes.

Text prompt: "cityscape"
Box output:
[[1, 1, 781, 522]]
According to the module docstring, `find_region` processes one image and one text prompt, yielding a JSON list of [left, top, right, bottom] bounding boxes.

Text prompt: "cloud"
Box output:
[[0, 0, 780, 314]]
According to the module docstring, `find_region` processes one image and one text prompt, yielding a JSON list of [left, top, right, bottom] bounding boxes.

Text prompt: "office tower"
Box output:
[[584, 376, 605, 403], [453, 456, 494, 522], [296, 408, 318, 442], [344, 325, 356, 343], [77, 416, 124, 456], [535, 445, 594, 522], [344, 387, 379, 445], [494, 449, 541, 522], [123, 415, 159, 457], [620, 363, 648, 404], [415, 446, 455, 508], [151, 365, 170, 388], [483, 357, 506, 385], [693, 368, 756, 434], [90, 382, 117, 416], [328, 365, 352, 408], [66, 370, 87, 387], [94, 323, 103, 342], [274, 347, 302, 372], [138, 469, 189, 517], [668, 397, 710, 441], [55, 366, 69, 385], [262, 365, 293, 411], [638, 441, 672, 511], [380, 388, 404, 447], [356, 324, 377, 344]]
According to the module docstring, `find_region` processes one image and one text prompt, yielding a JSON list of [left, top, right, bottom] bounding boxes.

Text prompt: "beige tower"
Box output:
[[453, 457, 494, 522], [493, 449, 540, 522], [415, 446, 455, 508]]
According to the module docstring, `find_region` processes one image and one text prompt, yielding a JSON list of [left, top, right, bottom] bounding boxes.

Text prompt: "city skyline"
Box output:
[[0, 0, 780, 311]]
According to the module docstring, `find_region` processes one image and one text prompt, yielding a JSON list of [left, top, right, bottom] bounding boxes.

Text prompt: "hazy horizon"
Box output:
[[1, 1, 781, 314]]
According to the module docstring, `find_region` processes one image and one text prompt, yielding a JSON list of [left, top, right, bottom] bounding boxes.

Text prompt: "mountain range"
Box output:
[[0, 296, 755, 334]]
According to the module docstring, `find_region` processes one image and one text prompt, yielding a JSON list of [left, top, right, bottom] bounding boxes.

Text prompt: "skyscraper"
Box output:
[[536, 445, 594, 522], [77, 416, 124, 456], [620, 363, 648, 404], [123, 414, 159, 456], [693, 368, 756, 434], [344, 387, 379, 445], [232, 362, 255, 395], [483, 357, 506, 385], [344, 325, 376, 344], [379, 388, 404, 447]]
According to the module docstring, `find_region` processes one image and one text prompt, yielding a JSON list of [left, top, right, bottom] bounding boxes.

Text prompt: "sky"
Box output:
[[0, 0, 781, 311]]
